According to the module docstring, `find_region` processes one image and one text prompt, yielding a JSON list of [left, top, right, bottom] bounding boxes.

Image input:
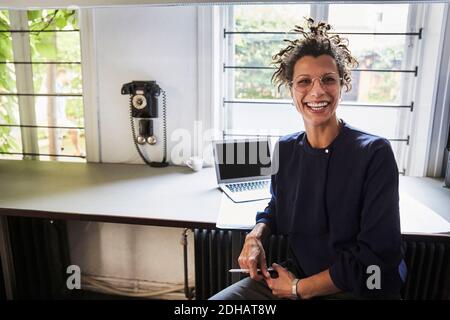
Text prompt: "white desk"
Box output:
[[2, 160, 447, 231], [0, 159, 222, 300], [0, 160, 221, 228], [217, 177, 450, 234], [1, 159, 449, 300]]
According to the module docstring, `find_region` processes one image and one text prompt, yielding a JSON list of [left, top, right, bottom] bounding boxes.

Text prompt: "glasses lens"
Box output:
[[321, 74, 339, 86], [293, 77, 312, 91], [293, 74, 340, 92]]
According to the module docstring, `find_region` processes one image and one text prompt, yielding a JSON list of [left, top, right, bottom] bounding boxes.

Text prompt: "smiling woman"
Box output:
[[211, 18, 406, 300], [271, 19, 358, 146]]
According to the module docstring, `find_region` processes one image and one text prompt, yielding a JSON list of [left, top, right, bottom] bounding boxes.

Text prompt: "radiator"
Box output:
[[401, 234, 450, 300], [7, 217, 71, 299], [193, 229, 450, 300], [0, 252, 5, 300], [193, 229, 290, 300]]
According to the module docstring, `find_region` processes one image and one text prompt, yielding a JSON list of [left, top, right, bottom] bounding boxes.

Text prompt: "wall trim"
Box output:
[[427, 4, 450, 177], [79, 8, 102, 163], [406, 3, 447, 177]]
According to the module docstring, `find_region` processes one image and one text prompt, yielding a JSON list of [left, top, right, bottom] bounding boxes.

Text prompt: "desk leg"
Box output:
[[0, 216, 16, 300]]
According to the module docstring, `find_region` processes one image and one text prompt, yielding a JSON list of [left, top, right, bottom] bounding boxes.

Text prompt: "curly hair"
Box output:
[[272, 18, 358, 93]]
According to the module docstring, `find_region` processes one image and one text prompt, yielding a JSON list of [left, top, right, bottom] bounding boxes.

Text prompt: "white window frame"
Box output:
[[79, 8, 101, 163], [2, 8, 99, 162], [9, 10, 39, 160], [406, 3, 449, 177], [427, 3, 450, 177]]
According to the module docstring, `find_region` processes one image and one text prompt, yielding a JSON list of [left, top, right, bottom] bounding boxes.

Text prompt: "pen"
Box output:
[[229, 267, 275, 274]]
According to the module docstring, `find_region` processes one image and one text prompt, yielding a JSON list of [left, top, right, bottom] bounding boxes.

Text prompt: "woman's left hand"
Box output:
[[264, 263, 297, 299]]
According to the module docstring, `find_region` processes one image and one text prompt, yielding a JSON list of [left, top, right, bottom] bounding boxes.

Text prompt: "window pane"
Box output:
[[336, 106, 408, 138], [329, 4, 411, 105], [30, 9, 85, 162], [343, 71, 404, 104], [328, 4, 409, 33], [28, 9, 80, 63], [339, 34, 408, 70], [390, 141, 407, 172], [226, 101, 302, 135], [235, 4, 310, 32], [34, 96, 84, 127], [0, 63, 17, 93], [33, 64, 82, 94], [0, 126, 22, 157], [227, 4, 412, 172], [231, 68, 290, 99], [0, 10, 17, 93], [37, 127, 85, 159], [0, 11, 21, 160], [29, 31, 81, 63], [232, 4, 310, 100], [234, 34, 292, 67], [0, 96, 19, 125], [0, 10, 14, 61], [0, 98, 20, 160]]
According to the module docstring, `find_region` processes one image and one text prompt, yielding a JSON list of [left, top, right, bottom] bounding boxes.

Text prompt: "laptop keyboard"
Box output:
[[226, 180, 269, 193]]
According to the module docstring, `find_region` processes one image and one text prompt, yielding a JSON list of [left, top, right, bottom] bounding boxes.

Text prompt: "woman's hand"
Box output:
[[265, 263, 297, 299], [238, 234, 270, 281]]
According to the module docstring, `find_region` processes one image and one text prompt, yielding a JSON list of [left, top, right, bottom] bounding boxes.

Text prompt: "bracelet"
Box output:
[[291, 278, 300, 299]]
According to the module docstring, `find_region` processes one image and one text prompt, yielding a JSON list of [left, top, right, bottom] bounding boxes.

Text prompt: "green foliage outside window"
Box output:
[[0, 9, 82, 156], [233, 7, 405, 103], [0, 10, 18, 153]]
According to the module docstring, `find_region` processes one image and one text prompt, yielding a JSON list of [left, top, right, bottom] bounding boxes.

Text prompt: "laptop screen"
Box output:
[[215, 139, 271, 181]]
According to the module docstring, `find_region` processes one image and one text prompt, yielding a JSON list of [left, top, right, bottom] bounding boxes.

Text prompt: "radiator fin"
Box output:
[[7, 217, 71, 299]]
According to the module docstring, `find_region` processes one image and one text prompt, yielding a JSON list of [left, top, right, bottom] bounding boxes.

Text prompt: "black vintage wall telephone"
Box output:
[[121, 81, 169, 167]]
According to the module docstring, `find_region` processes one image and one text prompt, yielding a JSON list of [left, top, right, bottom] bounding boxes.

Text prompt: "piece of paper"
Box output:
[[216, 190, 450, 234], [216, 193, 267, 229], [399, 192, 450, 234]]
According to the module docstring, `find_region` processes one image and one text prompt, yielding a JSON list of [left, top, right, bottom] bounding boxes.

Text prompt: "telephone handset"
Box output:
[[121, 81, 169, 167]]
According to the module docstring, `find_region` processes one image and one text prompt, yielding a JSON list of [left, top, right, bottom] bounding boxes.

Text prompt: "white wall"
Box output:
[[67, 222, 195, 285], [68, 6, 202, 288], [96, 6, 198, 164]]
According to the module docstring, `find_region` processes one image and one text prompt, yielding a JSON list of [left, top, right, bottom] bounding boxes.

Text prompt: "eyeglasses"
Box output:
[[290, 73, 342, 92]]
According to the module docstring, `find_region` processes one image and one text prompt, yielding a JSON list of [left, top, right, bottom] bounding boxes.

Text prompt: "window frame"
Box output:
[[0, 8, 92, 162], [78, 8, 100, 163], [8, 10, 39, 160], [214, 2, 447, 177]]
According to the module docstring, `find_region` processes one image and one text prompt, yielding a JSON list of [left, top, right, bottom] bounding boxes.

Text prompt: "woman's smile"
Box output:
[[303, 101, 331, 113]]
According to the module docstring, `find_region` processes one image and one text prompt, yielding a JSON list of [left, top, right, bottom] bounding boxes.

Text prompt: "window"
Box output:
[[0, 9, 85, 162], [222, 4, 421, 174]]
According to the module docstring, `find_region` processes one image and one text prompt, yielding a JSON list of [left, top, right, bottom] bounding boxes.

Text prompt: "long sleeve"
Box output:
[[255, 173, 277, 233], [329, 140, 403, 298], [255, 140, 281, 233]]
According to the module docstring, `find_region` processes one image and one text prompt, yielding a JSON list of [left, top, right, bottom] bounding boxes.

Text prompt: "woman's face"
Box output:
[[290, 54, 342, 128]]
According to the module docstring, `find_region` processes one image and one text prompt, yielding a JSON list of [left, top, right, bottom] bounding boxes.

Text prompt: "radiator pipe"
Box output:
[[181, 228, 195, 300]]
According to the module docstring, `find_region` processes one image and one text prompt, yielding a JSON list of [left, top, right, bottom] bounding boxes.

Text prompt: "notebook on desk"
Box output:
[[213, 138, 272, 203], [216, 192, 268, 229]]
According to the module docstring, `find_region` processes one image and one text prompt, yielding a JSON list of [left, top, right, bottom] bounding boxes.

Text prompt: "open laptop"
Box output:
[[213, 138, 272, 203]]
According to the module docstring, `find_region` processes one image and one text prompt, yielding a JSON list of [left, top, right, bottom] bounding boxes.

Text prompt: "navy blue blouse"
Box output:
[[256, 121, 406, 298]]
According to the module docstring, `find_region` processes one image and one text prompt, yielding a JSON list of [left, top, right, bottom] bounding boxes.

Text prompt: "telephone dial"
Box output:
[[121, 81, 169, 167]]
